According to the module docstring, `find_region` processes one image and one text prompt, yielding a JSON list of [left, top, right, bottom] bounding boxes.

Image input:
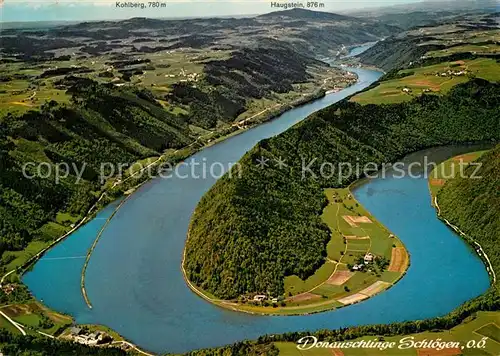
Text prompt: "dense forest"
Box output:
[[184, 79, 500, 299], [0, 80, 193, 258], [438, 144, 500, 286], [356, 36, 444, 71]]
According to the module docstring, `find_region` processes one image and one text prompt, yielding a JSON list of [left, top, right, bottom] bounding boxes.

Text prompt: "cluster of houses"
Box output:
[[1, 284, 16, 295], [435, 69, 468, 77], [403, 87, 434, 94], [68, 326, 112, 346], [178, 70, 200, 83], [352, 253, 375, 271]]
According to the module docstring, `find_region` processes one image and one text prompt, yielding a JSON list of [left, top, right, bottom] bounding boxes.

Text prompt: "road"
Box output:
[[0, 310, 26, 336]]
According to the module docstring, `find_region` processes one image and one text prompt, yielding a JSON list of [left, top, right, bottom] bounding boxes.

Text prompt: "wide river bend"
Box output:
[[24, 62, 490, 353]]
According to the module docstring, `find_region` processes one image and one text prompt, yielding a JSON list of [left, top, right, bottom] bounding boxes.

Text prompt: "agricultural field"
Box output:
[[275, 311, 500, 355], [426, 44, 500, 58], [351, 24, 499, 105], [351, 58, 499, 105], [428, 150, 487, 203], [227, 188, 408, 315]]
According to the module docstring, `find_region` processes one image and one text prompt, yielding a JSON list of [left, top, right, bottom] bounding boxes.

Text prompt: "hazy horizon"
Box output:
[[1, 0, 498, 24], [0, 0, 455, 23]]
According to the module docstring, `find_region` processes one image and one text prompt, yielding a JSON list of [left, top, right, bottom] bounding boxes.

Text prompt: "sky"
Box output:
[[1, 0, 497, 23], [1, 0, 431, 23]]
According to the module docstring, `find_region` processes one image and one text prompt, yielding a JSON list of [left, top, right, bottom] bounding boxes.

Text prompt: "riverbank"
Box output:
[[181, 185, 409, 316], [428, 150, 497, 285]]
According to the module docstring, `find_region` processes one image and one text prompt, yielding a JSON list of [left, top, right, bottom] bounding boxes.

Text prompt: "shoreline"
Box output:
[[80, 194, 133, 309], [426, 153, 497, 286], [181, 183, 410, 316]]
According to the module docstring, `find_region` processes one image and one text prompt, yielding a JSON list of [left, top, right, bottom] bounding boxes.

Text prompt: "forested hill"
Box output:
[[356, 37, 444, 71], [438, 144, 500, 285], [0, 39, 331, 262], [356, 12, 499, 71], [184, 79, 500, 299], [0, 80, 193, 257]]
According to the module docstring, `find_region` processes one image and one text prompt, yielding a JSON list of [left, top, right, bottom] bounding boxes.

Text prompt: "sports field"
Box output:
[[275, 311, 500, 355]]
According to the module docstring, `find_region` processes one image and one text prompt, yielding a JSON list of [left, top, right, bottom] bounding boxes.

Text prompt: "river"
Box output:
[[23, 52, 490, 354]]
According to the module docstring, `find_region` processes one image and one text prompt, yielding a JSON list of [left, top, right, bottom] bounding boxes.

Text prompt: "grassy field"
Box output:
[[351, 58, 500, 105], [2, 241, 51, 277], [284, 187, 407, 303], [0, 313, 22, 335], [1, 302, 72, 336], [217, 187, 408, 315], [428, 150, 487, 203], [275, 311, 500, 355], [426, 44, 500, 58]]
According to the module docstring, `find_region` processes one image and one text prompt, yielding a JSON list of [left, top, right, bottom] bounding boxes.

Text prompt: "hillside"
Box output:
[[437, 145, 500, 285], [0, 7, 405, 285], [184, 79, 500, 299], [356, 12, 499, 71], [257, 8, 355, 21], [0, 80, 193, 257]]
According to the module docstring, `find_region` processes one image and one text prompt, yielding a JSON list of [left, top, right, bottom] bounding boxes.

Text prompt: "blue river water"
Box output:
[[343, 42, 376, 58], [23, 63, 490, 353]]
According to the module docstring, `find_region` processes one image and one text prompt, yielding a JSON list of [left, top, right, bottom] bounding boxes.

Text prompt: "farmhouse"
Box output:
[[352, 264, 365, 271], [1, 284, 16, 294], [364, 253, 374, 264]]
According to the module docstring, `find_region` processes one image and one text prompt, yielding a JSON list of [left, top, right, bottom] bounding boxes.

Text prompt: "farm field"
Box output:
[[426, 44, 500, 58], [226, 187, 408, 315], [351, 24, 499, 106], [0, 302, 72, 336], [275, 311, 500, 355], [351, 58, 499, 105]]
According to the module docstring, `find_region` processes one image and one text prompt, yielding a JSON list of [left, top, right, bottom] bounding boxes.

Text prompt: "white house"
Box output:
[[253, 295, 267, 302]]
